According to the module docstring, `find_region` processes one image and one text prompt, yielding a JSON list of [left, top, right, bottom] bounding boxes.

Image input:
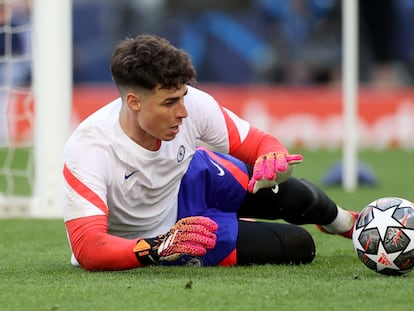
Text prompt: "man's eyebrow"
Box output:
[[164, 88, 188, 102]]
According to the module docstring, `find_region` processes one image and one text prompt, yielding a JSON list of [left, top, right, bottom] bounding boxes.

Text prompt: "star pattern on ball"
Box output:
[[352, 226, 365, 251], [353, 197, 414, 275], [400, 228, 414, 254], [364, 207, 403, 240], [365, 240, 402, 272]]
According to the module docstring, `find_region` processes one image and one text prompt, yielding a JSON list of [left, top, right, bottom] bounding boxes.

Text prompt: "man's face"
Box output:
[[136, 84, 189, 142]]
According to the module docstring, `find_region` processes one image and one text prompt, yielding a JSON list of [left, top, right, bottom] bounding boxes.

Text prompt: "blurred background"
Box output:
[[71, 0, 414, 86]]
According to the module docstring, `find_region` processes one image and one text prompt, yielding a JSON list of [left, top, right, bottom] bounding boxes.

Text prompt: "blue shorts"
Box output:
[[165, 147, 249, 266]]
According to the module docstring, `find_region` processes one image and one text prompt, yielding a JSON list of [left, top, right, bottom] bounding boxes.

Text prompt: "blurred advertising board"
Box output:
[[8, 85, 414, 150]]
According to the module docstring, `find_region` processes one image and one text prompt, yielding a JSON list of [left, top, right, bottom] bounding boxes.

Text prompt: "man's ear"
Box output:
[[125, 92, 141, 111]]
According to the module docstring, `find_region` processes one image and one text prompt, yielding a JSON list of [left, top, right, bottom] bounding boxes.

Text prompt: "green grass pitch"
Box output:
[[0, 148, 413, 311]]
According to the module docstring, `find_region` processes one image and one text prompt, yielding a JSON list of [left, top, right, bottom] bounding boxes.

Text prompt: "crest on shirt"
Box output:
[[177, 145, 185, 163]]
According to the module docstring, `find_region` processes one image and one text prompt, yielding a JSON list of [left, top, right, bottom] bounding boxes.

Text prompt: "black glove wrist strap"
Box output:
[[133, 238, 159, 266]]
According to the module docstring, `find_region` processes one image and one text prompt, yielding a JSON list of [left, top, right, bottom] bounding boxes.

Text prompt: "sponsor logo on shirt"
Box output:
[[209, 159, 225, 176], [124, 170, 138, 180]]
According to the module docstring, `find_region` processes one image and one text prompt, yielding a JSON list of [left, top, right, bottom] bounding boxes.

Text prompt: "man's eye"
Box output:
[[165, 98, 179, 106]]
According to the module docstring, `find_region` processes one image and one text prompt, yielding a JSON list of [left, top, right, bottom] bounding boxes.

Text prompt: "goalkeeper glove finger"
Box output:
[[134, 216, 218, 265], [247, 152, 303, 194]]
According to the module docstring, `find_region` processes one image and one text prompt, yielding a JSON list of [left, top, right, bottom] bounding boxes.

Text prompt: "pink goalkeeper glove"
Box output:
[[247, 152, 303, 194], [134, 216, 218, 264]]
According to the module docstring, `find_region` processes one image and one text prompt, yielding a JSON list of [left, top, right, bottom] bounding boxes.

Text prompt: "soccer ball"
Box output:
[[352, 197, 414, 275]]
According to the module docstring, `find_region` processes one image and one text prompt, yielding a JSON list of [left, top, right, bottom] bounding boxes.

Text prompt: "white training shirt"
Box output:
[[62, 86, 250, 239]]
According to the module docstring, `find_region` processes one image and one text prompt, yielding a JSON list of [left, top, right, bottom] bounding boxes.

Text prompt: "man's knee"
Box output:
[[236, 220, 315, 265]]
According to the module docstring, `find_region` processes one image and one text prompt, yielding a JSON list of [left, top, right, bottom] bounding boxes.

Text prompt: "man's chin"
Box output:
[[162, 135, 176, 141]]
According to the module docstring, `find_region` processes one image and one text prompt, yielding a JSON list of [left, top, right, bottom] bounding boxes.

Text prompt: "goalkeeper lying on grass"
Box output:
[[62, 34, 359, 271]]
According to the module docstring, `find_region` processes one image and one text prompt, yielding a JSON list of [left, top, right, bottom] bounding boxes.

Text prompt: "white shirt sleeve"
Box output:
[[184, 86, 250, 153]]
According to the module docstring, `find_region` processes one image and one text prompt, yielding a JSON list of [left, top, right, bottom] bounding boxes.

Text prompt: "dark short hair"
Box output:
[[110, 34, 196, 92]]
